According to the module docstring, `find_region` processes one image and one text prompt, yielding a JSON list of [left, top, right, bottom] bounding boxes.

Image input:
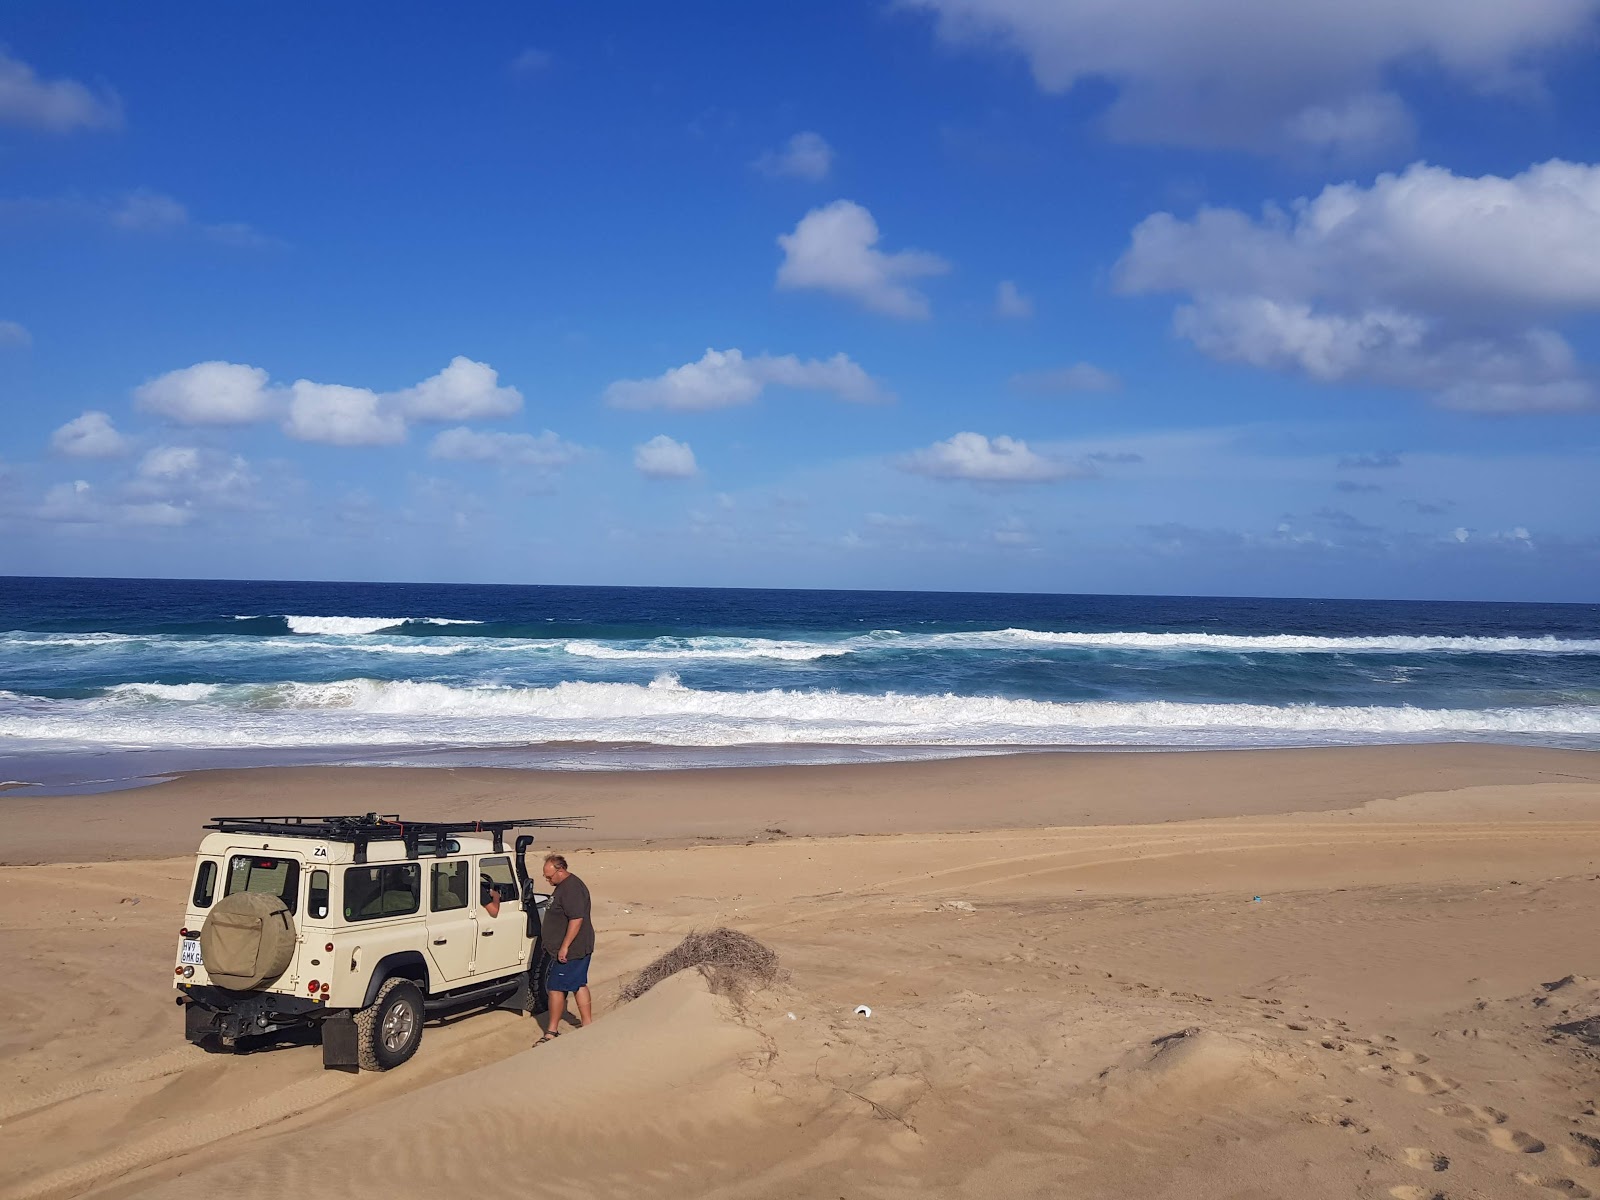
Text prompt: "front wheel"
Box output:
[[355, 977, 424, 1071]]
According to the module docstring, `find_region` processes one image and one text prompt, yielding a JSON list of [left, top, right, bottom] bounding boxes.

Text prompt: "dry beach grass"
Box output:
[[1, 744, 1598, 1199]]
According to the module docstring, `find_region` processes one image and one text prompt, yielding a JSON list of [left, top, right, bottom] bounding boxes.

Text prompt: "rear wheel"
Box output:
[[356, 977, 424, 1071]]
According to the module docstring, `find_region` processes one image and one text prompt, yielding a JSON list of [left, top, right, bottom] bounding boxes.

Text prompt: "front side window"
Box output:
[[308, 869, 330, 919], [226, 855, 300, 913], [343, 864, 421, 922], [431, 860, 469, 912], [479, 856, 517, 910], [192, 859, 218, 908]]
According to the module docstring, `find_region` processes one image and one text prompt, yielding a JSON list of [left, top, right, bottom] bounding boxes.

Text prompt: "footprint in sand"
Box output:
[[1514, 1172, 1592, 1197], [1388, 1187, 1447, 1200], [1457, 1127, 1546, 1154], [1378, 1067, 1459, 1096], [1432, 1102, 1508, 1125], [1401, 1147, 1451, 1172], [1561, 1133, 1600, 1169]]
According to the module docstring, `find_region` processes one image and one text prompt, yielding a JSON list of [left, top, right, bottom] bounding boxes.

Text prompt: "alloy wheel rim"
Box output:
[[382, 1000, 416, 1052]]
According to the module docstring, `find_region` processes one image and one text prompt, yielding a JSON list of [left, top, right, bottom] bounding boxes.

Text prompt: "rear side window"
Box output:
[[308, 869, 330, 919], [344, 864, 421, 922], [192, 860, 218, 908], [226, 855, 300, 913]]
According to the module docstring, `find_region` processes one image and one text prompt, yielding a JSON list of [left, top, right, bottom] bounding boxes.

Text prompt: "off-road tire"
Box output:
[[355, 977, 424, 1071]]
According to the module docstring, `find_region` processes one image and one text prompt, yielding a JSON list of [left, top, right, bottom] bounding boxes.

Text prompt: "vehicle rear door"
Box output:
[[424, 858, 476, 985], [472, 854, 527, 978]]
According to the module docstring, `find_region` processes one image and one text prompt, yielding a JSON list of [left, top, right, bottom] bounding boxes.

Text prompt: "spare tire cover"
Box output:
[[200, 891, 297, 990]]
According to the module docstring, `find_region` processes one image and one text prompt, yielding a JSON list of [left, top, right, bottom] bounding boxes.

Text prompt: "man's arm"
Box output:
[[558, 916, 583, 963]]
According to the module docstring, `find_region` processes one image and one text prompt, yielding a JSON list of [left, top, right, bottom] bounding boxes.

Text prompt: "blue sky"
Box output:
[[2, 2, 1598, 600]]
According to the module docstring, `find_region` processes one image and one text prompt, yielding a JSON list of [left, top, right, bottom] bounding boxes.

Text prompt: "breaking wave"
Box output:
[[3, 675, 1597, 751]]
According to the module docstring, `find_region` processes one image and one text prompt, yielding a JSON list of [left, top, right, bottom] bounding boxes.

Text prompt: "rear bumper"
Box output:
[[179, 985, 329, 1043]]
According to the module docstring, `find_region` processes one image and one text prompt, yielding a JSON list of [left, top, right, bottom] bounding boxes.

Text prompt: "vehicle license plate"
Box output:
[[180, 939, 202, 966]]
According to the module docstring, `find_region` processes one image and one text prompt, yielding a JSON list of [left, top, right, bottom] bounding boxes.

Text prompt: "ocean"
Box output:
[[1, 576, 1597, 790]]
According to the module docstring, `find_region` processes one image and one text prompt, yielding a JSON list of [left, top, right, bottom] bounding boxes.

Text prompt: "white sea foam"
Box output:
[[2, 676, 1596, 751], [104, 682, 221, 702], [562, 636, 848, 662], [906, 629, 1600, 655], [280, 615, 481, 635]]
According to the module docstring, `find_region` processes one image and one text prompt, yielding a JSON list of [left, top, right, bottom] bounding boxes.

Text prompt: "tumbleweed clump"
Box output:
[[619, 927, 784, 1003]]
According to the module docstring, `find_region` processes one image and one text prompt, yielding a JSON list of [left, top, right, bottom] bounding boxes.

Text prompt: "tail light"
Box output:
[[307, 979, 320, 993], [320, 982, 330, 994], [324, 942, 334, 952]]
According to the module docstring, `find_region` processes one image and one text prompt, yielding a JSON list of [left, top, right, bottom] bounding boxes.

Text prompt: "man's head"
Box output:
[[542, 853, 569, 886]]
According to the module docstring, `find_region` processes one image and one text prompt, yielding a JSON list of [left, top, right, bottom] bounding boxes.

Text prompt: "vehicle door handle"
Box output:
[[481, 930, 494, 936], [432, 939, 448, 945]]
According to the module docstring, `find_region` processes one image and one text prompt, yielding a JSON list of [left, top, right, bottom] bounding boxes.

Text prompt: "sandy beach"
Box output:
[[3, 744, 1599, 1199]]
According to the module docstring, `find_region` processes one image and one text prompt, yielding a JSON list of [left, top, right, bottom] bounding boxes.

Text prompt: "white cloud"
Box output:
[[393, 357, 523, 421], [776, 200, 949, 318], [131, 445, 258, 506], [0, 319, 31, 348], [36, 480, 190, 527], [755, 131, 834, 181], [1116, 160, 1600, 411], [135, 357, 534, 443], [905, 0, 1598, 155], [0, 49, 122, 133], [110, 188, 188, 232], [1010, 362, 1122, 393], [135, 361, 277, 425], [995, 280, 1033, 319], [604, 347, 888, 410], [428, 427, 584, 468], [50, 410, 129, 458], [899, 432, 1085, 483], [285, 381, 407, 446], [633, 435, 698, 479]]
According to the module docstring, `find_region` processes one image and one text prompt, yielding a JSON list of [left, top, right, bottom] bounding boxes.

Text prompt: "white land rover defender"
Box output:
[[174, 813, 582, 1071]]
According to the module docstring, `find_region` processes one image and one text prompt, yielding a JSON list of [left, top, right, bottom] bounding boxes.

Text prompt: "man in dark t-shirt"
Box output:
[[536, 853, 595, 1044]]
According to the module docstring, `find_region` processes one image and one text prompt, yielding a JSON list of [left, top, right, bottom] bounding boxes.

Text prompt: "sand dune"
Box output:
[[2, 748, 1598, 1198]]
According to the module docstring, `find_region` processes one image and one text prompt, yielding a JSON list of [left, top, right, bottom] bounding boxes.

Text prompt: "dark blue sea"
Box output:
[[2, 576, 1597, 789]]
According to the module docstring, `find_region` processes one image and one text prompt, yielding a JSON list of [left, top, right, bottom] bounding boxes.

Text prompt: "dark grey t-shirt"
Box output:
[[541, 873, 595, 959]]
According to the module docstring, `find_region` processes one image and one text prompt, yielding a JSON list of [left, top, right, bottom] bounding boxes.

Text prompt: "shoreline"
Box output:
[[3, 740, 1596, 866]]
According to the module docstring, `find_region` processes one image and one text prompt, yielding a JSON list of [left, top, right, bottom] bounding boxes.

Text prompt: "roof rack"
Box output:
[[204, 813, 588, 861]]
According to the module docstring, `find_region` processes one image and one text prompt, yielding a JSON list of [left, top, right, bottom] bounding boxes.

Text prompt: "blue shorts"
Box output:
[[546, 954, 591, 993]]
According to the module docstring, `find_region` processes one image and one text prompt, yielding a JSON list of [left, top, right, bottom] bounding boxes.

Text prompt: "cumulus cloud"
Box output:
[[904, 0, 1598, 155], [134, 357, 533, 446], [755, 131, 835, 181], [284, 382, 407, 447], [1116, 160, 1600, 411], [0, 320, 31, 348], [136, 361, 276, 425], [776, 200, 949, 318], [899, 432, 1085, 483], [633, 435, 698, 479], [1010, 362, 1121, 392], [130, 445, 258, 506], [428, 427, 584, 468], [0, 49, 122, 133], [391, 356, 523, 421], [50, 410, 129, 458], [995, 280, 1034, 319], [604, 347, 887, 410]]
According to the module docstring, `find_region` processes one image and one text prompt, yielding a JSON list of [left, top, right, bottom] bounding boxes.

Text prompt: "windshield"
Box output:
[[225, 855, 301, 913]]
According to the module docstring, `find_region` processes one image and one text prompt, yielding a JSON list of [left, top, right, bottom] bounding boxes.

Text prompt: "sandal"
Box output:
[[534, 1030, 560, 1046]]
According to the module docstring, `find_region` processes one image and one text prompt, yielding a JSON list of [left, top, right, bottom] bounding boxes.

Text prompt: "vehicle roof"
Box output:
[[196, 831, 507, 862]]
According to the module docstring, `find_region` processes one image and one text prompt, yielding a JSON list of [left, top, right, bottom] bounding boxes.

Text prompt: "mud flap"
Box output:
[[184, 1001, 218, 1045], [321, 1013, 359, 1072]]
